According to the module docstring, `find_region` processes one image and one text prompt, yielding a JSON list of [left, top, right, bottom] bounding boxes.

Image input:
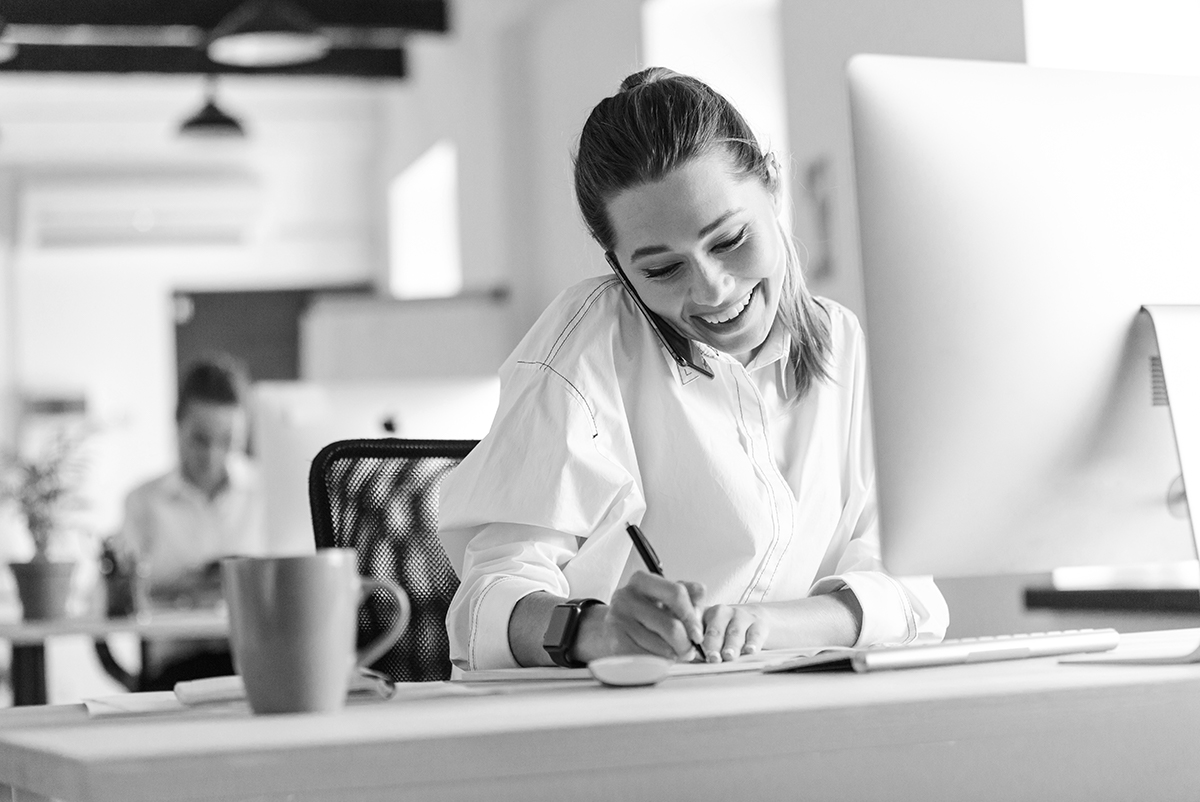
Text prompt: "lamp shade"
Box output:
[[207, 0, 331, 68], [179, 94, 245, 138]]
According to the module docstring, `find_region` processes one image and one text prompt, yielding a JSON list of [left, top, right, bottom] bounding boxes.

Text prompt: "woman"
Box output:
[[438, 68, 947, 671]]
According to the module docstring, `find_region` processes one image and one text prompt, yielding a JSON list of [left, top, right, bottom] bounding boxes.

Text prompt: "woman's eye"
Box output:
[[644, 263, 682, 280], [712, 228, 748, 253]]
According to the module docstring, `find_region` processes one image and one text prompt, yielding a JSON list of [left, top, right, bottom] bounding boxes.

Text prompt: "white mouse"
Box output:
[[588, 655, 673, 687]]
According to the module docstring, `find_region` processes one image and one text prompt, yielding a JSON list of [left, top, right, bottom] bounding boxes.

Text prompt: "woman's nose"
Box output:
[[202, 444, 228, 464], [690, 258, 736, 306]]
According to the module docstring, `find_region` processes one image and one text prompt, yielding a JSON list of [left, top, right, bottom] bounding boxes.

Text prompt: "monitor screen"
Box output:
[[848, 55, 1200, 578], [251, 377, 500, 555]]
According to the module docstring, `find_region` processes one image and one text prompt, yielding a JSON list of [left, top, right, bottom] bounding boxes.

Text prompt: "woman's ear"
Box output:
[[765, 152, 783, 208]]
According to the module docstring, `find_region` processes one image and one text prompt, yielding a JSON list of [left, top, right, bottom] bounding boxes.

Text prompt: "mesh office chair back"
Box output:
[[308, 438, 476, 682]]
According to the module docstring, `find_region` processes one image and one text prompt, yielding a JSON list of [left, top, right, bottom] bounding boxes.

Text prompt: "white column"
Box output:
[[779, 0, 1027, 318], [502, 0, 646, 336]]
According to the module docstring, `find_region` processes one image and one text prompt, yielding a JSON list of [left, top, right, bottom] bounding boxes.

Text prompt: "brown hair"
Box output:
[[573, 67, 830, 396], [176, 354, 250, 422]]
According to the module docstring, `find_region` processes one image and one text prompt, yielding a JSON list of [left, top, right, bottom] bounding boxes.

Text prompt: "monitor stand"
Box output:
[[1070, 304, 1200, 664]]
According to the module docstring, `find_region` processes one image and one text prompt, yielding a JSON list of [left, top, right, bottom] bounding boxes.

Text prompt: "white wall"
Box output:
[[343, 0, 535, 361], [1, 77, 383, 288], [506, 0, 646, 335], [643, 0, 792, 204], [377, 0, 536, 299], [779, 0, 1028, 318], [301, 292, 512, 381], [319, 0, 646, 377], [12, 258, 176, 536], [1025, 0, 1200, 75]]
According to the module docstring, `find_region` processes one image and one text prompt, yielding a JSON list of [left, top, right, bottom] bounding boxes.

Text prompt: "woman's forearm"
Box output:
[[754, 588, 863, 650], [508, 592, 613, 666], [508, 591, 561, 666], [510, 588, 862, 666]]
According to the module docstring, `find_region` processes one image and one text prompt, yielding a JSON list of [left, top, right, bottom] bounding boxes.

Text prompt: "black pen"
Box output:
[[626, 523, 706, 661]]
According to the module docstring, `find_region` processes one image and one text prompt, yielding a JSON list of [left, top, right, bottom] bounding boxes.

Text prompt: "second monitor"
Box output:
[[251, 377, 500, 555], [848, 55, 1200, 579]]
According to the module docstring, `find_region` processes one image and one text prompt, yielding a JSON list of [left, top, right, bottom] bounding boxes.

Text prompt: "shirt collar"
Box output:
[[692, 318, 790, 372], [743, 319, 790, 374], [686, 320, 795, 395]]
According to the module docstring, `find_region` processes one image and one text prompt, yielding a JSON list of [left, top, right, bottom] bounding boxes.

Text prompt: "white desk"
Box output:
[[2, 629, 1200, 802], [0, 609, 229, 705], [0, 609, 229, 646]]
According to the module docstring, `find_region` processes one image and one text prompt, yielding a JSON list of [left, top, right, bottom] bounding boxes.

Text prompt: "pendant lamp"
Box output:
[[207, 0, 331, 68], [179, 79, 245, 138]]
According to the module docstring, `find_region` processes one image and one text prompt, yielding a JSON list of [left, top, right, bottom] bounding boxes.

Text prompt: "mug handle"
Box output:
[[355, 576, 411, 670]]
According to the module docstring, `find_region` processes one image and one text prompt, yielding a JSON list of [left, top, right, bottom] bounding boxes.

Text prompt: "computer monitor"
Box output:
[[847, 55, 1200, 578], [250, 377, 500, 555]]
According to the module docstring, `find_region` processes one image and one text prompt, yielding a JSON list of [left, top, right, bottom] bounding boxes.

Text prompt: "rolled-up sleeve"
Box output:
[[444, 523, 577, 670], [438, 361, 642, 670], [810, 497, 949, 647]]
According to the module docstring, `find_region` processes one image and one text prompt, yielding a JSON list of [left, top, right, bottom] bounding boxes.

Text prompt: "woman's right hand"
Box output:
[[578, 571, 706, 662]]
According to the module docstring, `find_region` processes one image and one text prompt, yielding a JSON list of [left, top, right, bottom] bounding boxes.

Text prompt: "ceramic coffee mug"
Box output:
[[221, 549, 409, 714]]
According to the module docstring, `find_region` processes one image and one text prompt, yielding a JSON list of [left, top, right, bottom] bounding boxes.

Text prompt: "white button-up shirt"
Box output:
[[121, 453, 267, 586], [439, 276, 948, 670], [120, 452, 266, 671]]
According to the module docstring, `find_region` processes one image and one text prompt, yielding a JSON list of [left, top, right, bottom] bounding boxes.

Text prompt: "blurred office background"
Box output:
[[0, 0, 1196, 703]]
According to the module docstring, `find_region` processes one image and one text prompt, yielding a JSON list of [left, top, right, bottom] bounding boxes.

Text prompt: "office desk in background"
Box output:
[[2, 629, 1200, 802], [938, 573, 1200, 640], [0, 609, 229, 706]]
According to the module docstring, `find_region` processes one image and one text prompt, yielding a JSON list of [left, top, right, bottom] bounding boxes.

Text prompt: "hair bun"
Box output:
[[619, 66, 679, 93]]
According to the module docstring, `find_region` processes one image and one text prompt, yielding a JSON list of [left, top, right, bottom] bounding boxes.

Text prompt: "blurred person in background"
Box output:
[[115, 354, 265, 688]]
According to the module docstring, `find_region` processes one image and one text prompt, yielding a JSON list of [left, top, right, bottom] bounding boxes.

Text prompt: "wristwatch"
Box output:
[[542, 598, 603, 668]]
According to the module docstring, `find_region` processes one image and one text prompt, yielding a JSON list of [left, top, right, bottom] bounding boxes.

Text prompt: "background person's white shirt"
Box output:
[[121, 452, 267, 587], [439, 276, 948, 670], [119, 452, 266, 673]]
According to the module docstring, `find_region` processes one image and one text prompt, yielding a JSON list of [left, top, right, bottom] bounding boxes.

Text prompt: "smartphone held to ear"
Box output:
[[605, 251, 713, 378]]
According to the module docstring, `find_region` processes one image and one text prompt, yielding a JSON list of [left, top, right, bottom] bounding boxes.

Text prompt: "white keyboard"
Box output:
[[764, 628, 1121, 673]]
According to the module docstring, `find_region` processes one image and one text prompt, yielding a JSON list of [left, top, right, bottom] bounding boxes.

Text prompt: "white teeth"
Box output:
[[700, 288, 753, 325]]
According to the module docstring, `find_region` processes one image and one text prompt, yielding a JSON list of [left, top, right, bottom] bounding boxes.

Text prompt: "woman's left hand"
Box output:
[[700, 603, 769, 662]]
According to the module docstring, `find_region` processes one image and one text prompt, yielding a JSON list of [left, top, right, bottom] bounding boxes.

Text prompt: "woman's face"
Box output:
[[607, 151, 785, 365], [177, 400, 245, 496]]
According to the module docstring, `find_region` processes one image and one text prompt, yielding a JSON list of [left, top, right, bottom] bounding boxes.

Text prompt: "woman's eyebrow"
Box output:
[[698, 209, 741, 238], [629, 209, 744, 262]]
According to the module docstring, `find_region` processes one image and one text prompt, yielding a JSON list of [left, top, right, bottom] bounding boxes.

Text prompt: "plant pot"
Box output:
[[9, 560, 76, 621]]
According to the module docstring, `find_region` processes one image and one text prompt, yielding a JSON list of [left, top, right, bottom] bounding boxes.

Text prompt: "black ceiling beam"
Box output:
[[0, 1, 449, 32], [0, 44, 408, 78]]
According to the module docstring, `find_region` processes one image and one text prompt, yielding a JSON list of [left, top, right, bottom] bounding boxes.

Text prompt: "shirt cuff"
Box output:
[[464, 576, 549, 670], [810, 571, 916, 648]]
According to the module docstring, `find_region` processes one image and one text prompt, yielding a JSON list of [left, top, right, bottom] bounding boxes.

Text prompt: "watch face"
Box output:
[[544, 604, 577, 648]]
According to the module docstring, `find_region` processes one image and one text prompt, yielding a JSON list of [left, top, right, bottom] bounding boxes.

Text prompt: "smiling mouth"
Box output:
[[697, 285, 757, 327]]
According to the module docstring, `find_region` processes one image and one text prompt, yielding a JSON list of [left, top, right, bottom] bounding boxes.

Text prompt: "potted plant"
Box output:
[[1, 432, 88, 621]]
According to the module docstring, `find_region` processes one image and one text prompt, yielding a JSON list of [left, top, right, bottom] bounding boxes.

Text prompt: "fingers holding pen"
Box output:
[[610, 571, 706, 659], [630, 570, 706, 645], [608, 613, 682, 660], [682, 580, 707, 640], [606, 591, 684, 659]]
